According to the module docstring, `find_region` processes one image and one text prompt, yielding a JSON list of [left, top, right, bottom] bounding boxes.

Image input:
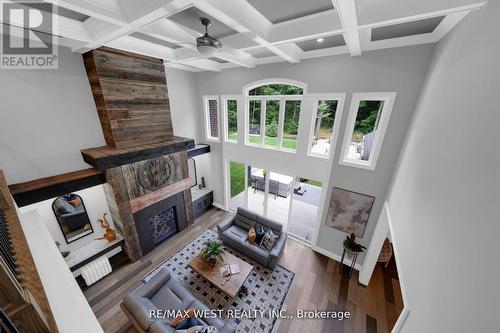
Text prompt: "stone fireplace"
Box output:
[[80, 47, 195, 261]]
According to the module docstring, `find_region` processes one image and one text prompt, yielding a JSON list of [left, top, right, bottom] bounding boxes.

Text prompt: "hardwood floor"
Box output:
[[85, 208, 403, 333]]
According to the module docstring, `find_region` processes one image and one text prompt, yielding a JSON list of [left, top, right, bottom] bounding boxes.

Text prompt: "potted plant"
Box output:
[[343, 233, 366, 256], [201, 240, 225, 267]]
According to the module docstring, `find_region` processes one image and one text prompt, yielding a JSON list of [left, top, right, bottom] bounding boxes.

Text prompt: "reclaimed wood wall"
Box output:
[[83, 47, 173, 149], [0, 170, 56, 333]]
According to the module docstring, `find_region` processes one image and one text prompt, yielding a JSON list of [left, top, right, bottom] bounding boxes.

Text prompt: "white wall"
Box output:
[[194, 44, 435, 263], [0, 49, 203, 185], [0, 46, 105, 184], [19, 185, 114, 252], [20, 210, 104, 333], [386, 2, 500, 332]]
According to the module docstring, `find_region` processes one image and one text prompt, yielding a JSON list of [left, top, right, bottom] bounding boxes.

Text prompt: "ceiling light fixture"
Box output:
[[317, 38, 324, 43], [196, 17, 222, 57]]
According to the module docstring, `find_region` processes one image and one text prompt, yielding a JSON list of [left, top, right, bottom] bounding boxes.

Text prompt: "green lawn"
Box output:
[[229, 133, 297, 150], [229, 161, 245, 197], [304, 179, 322, 187]]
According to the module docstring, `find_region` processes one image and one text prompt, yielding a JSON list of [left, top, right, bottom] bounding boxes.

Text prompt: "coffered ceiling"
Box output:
[[0, 0, 487, 72]]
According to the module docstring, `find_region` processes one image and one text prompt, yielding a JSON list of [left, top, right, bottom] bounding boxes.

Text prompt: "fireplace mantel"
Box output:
[[81, 137, 194, 170]]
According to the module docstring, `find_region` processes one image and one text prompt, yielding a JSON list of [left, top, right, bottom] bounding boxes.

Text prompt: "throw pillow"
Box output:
[[175, 317, 204, 330], [260, 229, 279, 251], [255, 225, 266, 245], [171, 309, 197, 327], [248, 226, 256, 244], [68, 197, 82, 207]]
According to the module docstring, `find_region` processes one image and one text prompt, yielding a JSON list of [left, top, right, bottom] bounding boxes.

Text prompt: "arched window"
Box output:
[[243, 78, 307, 96], [240, 79, 307, 152]]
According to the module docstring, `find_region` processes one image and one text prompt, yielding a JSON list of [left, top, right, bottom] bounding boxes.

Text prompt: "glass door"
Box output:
[[287, 178, 322, 243], [246, 165, 266, 215], [228, 161, 245, 211], [265, 171, 293, 227]]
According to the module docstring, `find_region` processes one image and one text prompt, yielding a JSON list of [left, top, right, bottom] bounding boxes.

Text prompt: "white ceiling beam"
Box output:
[[164, 63, 202, 72], [194, 0, 272, 38], [180, 58, 223, 72], [194, 0, 304, 63], [269, 10, 343, 44], [261, 42, 303, 64], [74, 0, 191, 51], [44, 0, 127, 26], [105, 35, 176, 60], [333, 0, 361, 56], [0, 6, 91, 42], [356, 0, 486, 27], [216, 50, 256, 68], [143, 17, 256, 68], [358, 3, 486, 29], [140, 19, 198, 48]]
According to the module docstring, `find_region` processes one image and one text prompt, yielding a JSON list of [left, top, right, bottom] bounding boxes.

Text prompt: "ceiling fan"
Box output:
[[196, 17, 222, 57]]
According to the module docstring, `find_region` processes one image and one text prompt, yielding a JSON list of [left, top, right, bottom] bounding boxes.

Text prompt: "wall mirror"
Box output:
[[52, 193, 93, 243]]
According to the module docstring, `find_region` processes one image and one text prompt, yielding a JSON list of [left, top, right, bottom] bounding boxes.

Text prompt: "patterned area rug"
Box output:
[[142, 229, 294, 333]]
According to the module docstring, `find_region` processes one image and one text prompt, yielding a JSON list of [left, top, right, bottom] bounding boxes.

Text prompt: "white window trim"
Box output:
[[339, 92, 397, 170], [202, 95, 220, 143], [306, 93, 347, 159], [242, 78, 308, 96], [244, 95, 304, 152], [221, 95, 239, 144]]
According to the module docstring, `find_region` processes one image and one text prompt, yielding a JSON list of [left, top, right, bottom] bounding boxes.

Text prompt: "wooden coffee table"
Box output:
[[188, 251, 253, 298]]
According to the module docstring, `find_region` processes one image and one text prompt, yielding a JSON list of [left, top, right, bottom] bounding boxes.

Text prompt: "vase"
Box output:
[[209, 258, 218, 267]]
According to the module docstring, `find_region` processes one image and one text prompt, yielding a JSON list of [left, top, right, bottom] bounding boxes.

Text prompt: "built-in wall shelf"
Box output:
[[9, 168, 106, 207], [81, 136, 195, 170], [65, 234, 124, 272], [187, 144, 210, 158], [191, 188, 213, 218]]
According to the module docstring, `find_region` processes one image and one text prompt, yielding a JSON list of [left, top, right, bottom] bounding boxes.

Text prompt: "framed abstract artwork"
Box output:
[[325, 187, 375, 238]]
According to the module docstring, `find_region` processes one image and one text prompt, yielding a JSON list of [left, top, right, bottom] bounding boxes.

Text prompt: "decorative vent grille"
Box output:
[[149, 207, 177, 245]]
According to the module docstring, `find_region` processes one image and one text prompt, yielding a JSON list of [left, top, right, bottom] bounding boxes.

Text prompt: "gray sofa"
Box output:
[[121, 269, 234, 333], [217, 207, 287, 270]]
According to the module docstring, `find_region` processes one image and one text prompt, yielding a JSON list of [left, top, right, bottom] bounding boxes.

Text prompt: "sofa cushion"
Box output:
[[256, 216, 282, 235], [223, 225, 248, 243], [150, 320, 176, 333], [189, 299, 225, 330], [53, 198, 75, 215], [123, 293, 158, 330], [236, 207, 260, 221], [233, 214, 256, 231], [242, 242, 269, 262], [151, 277, 195, 312]]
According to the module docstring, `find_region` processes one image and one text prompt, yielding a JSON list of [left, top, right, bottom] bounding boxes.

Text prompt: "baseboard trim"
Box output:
[[312, 245, 362, 271], [212, 202, 226, 211]]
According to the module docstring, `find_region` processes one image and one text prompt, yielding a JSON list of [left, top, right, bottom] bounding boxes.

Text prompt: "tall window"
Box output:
[[340, 93, 396, 170], [222, 97, 238, 143], [203, 96, 220, 142], [244, 81, 305, 151], [247, 99, 262, 146], [308, 95, 345, 158]]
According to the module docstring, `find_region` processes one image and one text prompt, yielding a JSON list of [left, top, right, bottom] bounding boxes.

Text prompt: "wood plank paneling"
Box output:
[[83, 47, 173, 149]]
